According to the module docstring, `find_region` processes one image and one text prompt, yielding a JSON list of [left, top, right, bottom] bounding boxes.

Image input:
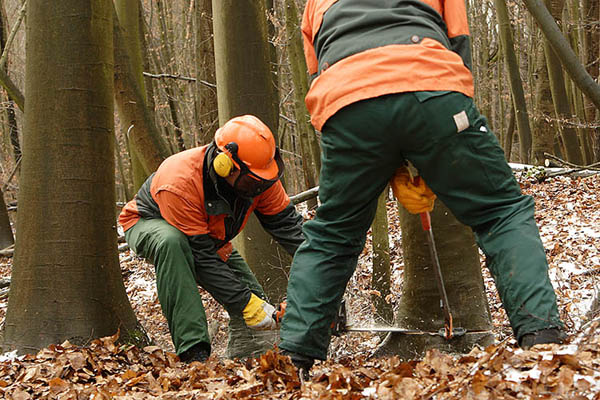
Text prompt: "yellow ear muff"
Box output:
[[213, 152, 234, 177]]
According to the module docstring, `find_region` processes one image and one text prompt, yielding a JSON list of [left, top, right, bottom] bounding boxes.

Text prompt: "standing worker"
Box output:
[[119, 115, 304, 363], [280, 0, 565, 376]]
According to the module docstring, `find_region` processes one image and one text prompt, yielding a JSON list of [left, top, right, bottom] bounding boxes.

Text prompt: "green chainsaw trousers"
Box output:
[[280, 91, 563, 360], [125, 217, 277, 358]]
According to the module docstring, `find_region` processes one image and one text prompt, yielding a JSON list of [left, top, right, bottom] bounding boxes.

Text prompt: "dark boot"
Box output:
[[179, 342, 210, 363], [282, 350, 314, 382], [519, 328, 567, 350]]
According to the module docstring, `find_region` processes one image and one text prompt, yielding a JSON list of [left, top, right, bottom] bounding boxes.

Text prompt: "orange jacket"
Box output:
[[302, 0, 474, 130], [119, 145, 293, 261]]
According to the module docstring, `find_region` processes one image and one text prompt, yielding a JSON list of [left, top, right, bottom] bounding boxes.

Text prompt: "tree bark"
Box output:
[[0, 189, 13, 251], [3, 0, 146, 354], [370, 189, 393, 324], [495, 0, 532, 163], [539, 0, 584, 164], [0, 0, 20, 163], [213, 0, 288, 304], [194, 0, 218, 145], [532, 40, 557, 164], [375, 201, 494, 359], [113, 4, 171, 184]]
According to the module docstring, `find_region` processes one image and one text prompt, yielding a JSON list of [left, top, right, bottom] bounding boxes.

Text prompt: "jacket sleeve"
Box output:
[[255, 202, 305, 256], [443, 0, 472, 71], [188, 234, 252, 315], [301, 0, 319, 76]]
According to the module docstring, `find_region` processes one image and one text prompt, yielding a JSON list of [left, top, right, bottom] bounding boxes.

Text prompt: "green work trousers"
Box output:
[[125, 217, 275, 357], [280, 91, 563, 360]]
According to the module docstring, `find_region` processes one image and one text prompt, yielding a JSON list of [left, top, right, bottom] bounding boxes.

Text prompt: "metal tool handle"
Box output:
[[420, 210, 455, 339]]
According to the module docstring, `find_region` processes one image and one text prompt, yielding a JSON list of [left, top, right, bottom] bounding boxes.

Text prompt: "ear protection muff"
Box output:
[[213, 142, 238, 177], [213, 152, 233, 177]]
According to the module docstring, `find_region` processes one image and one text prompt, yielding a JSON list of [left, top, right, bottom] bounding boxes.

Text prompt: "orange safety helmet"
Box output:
[[213, 115, 284, 197]]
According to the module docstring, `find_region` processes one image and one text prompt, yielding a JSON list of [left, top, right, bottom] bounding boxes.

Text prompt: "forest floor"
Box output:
[[0, 171, 599, 399]]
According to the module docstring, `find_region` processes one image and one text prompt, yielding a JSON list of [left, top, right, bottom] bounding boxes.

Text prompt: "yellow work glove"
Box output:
[[390, 167, 436, 214], [242, 293, 277, 330]]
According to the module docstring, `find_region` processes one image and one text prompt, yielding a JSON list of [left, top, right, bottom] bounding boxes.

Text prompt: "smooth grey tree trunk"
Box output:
[[3, 0, 146, 354], [113, 4, 171, 184], [375, 201, 494, 360], [370, 189, 393, 324], [194, 0, 219, 145]]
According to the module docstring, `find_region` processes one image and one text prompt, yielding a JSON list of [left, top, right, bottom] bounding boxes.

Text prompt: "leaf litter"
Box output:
[[0, 173, 598, 399]]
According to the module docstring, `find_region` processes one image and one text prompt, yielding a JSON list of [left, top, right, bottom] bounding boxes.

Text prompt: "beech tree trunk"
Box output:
[[3, 0, 145, 354], [370, 189, 393, 324], [113, 4, 171, 184], [194, 0, 218, 145], [375, 201, 494, 360]]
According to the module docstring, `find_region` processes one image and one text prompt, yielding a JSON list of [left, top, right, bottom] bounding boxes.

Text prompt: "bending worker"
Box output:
[[119, 115, 304, 363], [280, 0, 565, 375]]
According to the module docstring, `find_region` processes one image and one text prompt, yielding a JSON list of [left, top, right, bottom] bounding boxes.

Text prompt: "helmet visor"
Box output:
[[232, 148, 284, 198]]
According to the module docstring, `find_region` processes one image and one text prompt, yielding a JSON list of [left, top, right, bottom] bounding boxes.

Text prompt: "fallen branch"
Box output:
[[0, 244, 14, 256], [510, 162, 600, 180], [544, 153, 600, 171]]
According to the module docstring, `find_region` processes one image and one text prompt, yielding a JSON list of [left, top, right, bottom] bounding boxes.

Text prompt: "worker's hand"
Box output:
[[390, 168, 436, 214], [243, 293, 277, 330]]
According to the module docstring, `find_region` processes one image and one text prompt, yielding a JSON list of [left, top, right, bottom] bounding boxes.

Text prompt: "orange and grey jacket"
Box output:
[[302, 0, 475, 130], [119, 144, 304, 265]]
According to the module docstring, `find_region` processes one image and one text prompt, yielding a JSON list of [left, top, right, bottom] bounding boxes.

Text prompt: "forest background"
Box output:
[[0, 0, 597, 397]]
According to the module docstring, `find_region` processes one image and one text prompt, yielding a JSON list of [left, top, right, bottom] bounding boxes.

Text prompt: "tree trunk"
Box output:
[[115, 0, 156, 192], [113, 4, 171, 185], [503, 103, 516, 161], [532, 40, 557, 164], [212, 0, 288, 304], [495, 0, 532, 163], [0, 189, 13, 251], [0, 0, 20, 164], [370, 189, 393, 324], [537, 0, 584, 164], [375, 201, 494, 360], [194, 0, 218, 145], [283, 0, 320, 210], [3, 0, 145, 354], [583, 0, 599, 162], [155, 0, 185, 152]]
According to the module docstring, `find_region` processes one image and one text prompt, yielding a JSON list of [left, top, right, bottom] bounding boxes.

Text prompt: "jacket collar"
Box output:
[[203, 143, 234, 216]]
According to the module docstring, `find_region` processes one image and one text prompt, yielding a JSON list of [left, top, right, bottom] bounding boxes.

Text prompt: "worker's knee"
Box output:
[[155, 228, 190, 257]]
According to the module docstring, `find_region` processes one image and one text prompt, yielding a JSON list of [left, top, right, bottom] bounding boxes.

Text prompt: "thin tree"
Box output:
[[539, 0, 584, 164], [3, 0, 146, 353], [113, 4, 171, 186], [495, 0, 532, 163], [194, 0, 218, 145]]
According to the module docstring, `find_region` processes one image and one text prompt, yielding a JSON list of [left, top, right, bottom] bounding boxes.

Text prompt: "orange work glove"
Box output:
[[390, 167, 436, 214]]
